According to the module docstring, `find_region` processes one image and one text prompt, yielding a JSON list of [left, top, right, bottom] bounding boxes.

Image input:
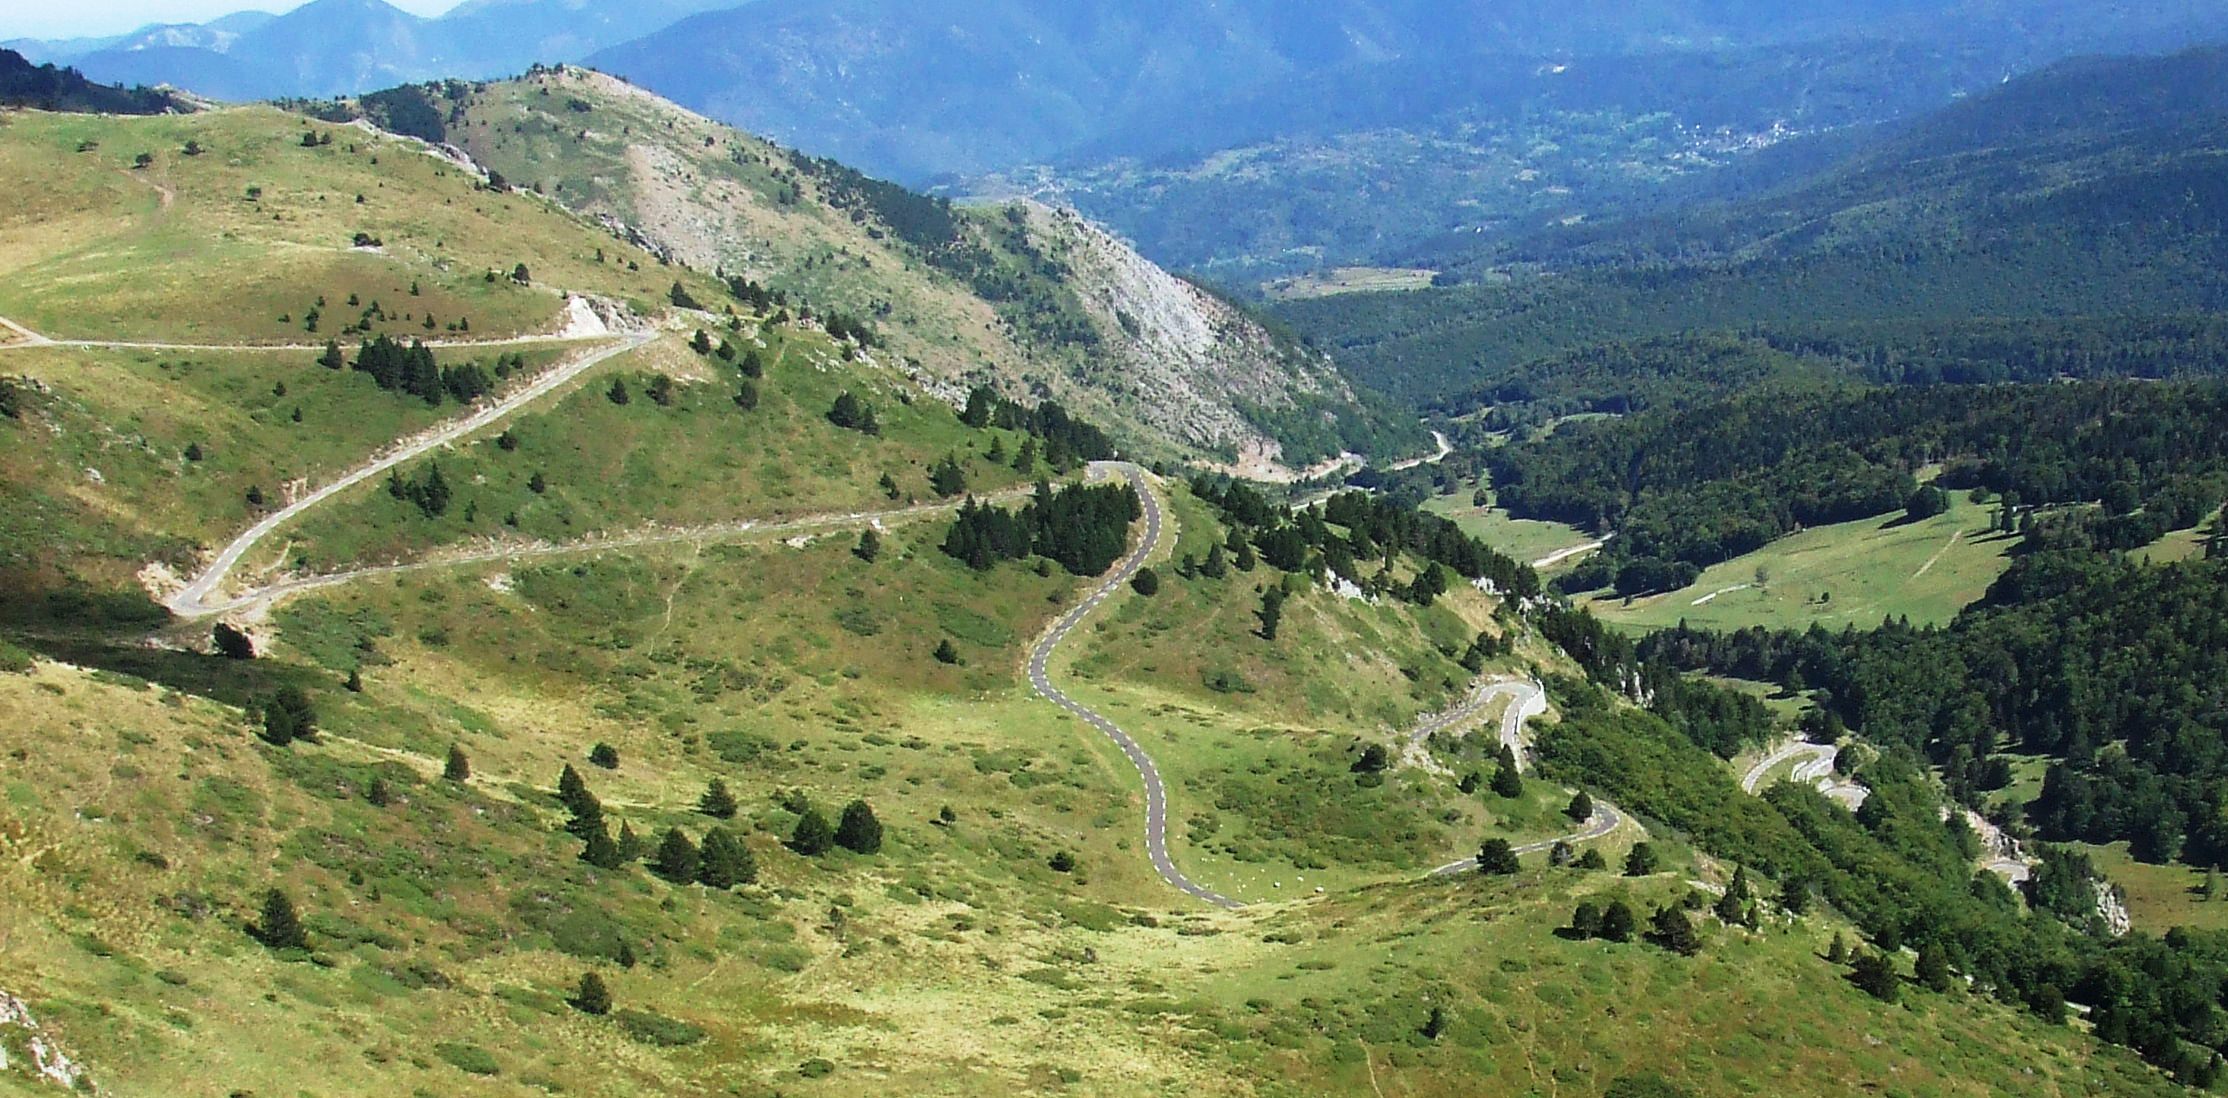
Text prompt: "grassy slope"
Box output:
[[0, 343, 566, 584], [1422, 481, 1596, 568], [0, 652, 2176, 1096], [0, 107, 709, 342], [255, 325, 1028, 575], [1586, 494, 2016, 633], [0, 100, 2190, 1098]]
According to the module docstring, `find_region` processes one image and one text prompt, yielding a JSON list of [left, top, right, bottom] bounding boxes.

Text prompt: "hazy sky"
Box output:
[[5, 1, 460, 40]]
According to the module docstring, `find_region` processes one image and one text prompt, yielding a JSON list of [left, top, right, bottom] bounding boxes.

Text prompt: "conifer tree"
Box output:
[[933, 639, 961, 665], [1491, 762, 1524, 799], [572, 971, 611, 1015], [256, 888, 307, 950], [1827, 933, 1849, 964], [836, 800, 884, 855], [699, 779, 738, 819], [1852, 950, 1900, 1002], [698, 827, 756, 889], [1600, 899, 1637, 942], [1566, 791, 1595, 822], [1569, 901, 1603, 939], [616, 821, 645, 861], [1576, 848, 1608, 871], [1476, 838, 1521, 875], [653, 827, 699, 882], [1624, 842, 1660, 877], [1649, 905, 1703, 956], [1916, 941, 1954, 992], [581, 821, 624, 869], [791, 805, 836, 855], [855, 528, 881, 563], [319, 339, 345, 370], [367, 777, 392, 807], [214, 622, 256, 660]]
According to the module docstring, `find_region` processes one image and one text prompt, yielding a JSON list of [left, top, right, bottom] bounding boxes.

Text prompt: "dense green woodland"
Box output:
[[1642, 552, 2228, 865], [1483, 379, 2228, 593]]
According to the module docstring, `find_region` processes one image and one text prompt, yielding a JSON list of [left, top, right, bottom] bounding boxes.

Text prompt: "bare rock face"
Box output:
[[437, 69, 1360, 473], [1028, 203, 1354, 460], [0, 992, 94, 1092]]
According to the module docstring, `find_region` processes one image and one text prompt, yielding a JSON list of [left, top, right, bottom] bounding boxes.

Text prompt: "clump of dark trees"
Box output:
[[944, 481, 1141, 575]]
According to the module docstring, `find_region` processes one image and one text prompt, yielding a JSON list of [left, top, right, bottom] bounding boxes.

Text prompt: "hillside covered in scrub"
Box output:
[[0, 53, 2219, 1098]]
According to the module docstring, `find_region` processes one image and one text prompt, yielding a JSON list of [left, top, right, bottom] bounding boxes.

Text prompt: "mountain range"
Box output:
[[17, 0, 2228, 281]]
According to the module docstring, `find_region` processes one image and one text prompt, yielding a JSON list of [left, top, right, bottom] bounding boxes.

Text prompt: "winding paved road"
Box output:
[[1026, 463, 1245, 910], [165, 331, 655, 618], [1741, 740, 1869, 809], [1429, 802, 1625, 877], [1410, 677, 1626, 875]]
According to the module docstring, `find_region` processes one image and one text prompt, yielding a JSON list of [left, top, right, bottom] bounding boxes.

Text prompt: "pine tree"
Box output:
[[572, 971, 611, 1015], [558, 764, 596, 819], [344, 667, 364, 693], [1491, 762, 1524, 799], [607, 377, 630, 405], [961, 386, 994, 428], [653, 827, 700, 883], [444, 744, 471, 782], [1780, 875, 1813, 915], [1257, 587, 1286, 641], [1827, 933, 1849, 964], [1576, 848, 1608, 871], [1713, 886, 1747, 928], [1624, 842, 1659, 877], [1916, 941, 1954, 992], [835, 800, 884, 854], [1649, 905, 1703, 956], [319, 339, 345, 370], [1569, 901, 1604, 939], [933, 639, 961, 665], [616, 821, 645, 861], [854, 528, 881, 563], [1851, 951, 1900, 1002], [929, 456, 968, 497], [791, 805, 835, 855], [698, 827, 756, 889], [580, 821, 624, 869], [589, 743, 619, 770], [1421, 1004, 1447, 1041], [1566, 791, 1595, 822], [1476, 838, 1521, 875], [256, 888, 307, 950], [367, 777, 392, 807], [1130, 567, 1160, 596], [699, 778, 739, 819], [1599, 899, 1637, 943], [259, 686, 317, 746]]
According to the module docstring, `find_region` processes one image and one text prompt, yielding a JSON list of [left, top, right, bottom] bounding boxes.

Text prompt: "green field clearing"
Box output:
[[2133, 507, 2222, 564], [1589, 494, 2017, 633], [1423, 487, 1596, 567], [1262, 266, 1440, 301], [2079, 842, 2228, 934]]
